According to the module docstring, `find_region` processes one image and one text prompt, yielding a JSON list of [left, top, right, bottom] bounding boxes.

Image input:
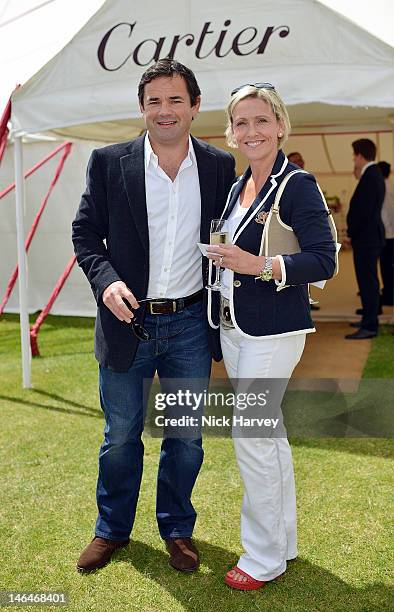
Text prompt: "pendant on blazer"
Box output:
[[255, 211, 268, 224]]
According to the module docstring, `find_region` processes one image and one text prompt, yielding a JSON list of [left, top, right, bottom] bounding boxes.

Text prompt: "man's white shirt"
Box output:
[[144, 134, 202, 299], [360, 161, 375, 176], [382, 178, 394, 239]]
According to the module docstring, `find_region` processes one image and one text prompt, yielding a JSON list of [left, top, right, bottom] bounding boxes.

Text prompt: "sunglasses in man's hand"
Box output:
[[122, 297, 151, 340]]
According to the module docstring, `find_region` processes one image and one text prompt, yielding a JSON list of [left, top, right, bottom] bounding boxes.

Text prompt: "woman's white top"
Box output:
[[220, 196, 249, 299]]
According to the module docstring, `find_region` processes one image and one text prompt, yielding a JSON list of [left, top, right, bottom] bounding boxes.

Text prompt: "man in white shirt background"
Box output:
[[72, 59, 235, 574]]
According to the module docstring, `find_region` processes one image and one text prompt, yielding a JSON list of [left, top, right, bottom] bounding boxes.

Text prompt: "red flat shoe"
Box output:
[[225, 566, 268, 591]]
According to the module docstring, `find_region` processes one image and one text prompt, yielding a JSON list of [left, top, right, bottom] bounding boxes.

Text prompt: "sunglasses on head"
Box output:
[[231, 82, 276, 96]]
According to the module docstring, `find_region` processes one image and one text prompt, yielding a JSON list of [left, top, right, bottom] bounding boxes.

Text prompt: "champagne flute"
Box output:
[[206, 219, 229, 291]]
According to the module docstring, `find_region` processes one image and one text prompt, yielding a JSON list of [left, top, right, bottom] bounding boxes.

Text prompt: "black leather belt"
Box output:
[[145, 290, 203, 315]]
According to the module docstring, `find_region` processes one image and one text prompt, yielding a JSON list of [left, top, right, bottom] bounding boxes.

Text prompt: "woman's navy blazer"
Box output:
[[208, 150, 337, 338]]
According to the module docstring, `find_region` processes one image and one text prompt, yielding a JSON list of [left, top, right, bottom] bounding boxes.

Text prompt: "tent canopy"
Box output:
[[10, 0, 394, 141]]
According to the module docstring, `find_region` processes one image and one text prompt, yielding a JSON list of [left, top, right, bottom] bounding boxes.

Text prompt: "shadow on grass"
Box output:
[[2, 389, 392, 458], [291, 437, 394, 459], [33, 389, 99, 413], [108, 540, 392, 611], [34, 350, 93, 358], [0, 390, 102, 419]]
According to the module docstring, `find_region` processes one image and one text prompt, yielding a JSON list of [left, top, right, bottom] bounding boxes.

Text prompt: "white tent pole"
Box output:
[[14, 135, 32, 388]]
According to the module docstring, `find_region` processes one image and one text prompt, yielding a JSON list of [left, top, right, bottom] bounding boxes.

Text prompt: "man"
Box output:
[[72, 58, 235, 573], [345, 139, 385, 339]]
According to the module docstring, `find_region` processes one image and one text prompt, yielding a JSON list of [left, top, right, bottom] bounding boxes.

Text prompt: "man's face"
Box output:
[[140, 75, 200, 146], [353, 152, 364, 178]]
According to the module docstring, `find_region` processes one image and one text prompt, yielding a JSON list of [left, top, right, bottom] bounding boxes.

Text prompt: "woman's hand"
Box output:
[[206, 244, 263, 276]]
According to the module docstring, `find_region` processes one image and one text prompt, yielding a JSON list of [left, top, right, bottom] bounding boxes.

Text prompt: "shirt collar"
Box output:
[[144, 133, 196, 171], [361, 161, 375, 176]]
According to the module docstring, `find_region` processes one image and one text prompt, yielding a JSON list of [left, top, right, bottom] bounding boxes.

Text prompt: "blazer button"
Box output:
[[233, 280, 241, 287]]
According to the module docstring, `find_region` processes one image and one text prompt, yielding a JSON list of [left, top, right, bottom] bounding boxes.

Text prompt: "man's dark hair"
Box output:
[[352, 138, 376, 161], [377, 161, 391, 179], [138, 58, 201, 108]]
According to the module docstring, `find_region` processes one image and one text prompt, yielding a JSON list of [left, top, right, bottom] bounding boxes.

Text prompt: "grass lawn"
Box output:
[[0, 314, 393, 612]]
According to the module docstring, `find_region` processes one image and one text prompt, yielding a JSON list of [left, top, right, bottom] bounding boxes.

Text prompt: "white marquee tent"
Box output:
[[3, 0, 394, 386], [10, 0, 394, 139]]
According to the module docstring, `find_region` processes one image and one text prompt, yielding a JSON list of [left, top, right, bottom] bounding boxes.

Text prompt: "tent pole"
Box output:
[[14, 135, 32, 388]]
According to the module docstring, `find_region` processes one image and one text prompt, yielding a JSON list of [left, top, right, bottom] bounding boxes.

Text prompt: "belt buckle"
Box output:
[[149, 300, 167, 315]]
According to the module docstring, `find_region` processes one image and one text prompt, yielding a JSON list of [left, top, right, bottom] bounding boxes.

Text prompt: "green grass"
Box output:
[[362, 325, 394, 378], [0, 314, 393, 612]]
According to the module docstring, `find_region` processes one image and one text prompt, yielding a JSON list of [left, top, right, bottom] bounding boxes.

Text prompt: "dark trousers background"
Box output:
[[353, 246, 382, 332], [380, 238, 394, 305]]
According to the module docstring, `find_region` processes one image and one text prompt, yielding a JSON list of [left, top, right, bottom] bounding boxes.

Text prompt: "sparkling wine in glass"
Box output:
[[206, 219, 228, 291]]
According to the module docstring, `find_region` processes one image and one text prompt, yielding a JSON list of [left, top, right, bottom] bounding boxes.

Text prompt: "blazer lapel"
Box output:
[[192, 137, 217, 244], [120, 136, 149, 254], [233, 151, 288, 243]]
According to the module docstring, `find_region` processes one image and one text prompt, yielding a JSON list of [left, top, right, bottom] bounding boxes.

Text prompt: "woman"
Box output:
[[206, 84, 336, 590]]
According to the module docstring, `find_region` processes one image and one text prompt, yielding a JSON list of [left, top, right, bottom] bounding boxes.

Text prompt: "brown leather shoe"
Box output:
[[165, 538, 200, 572], [77, 536, 129, 573]]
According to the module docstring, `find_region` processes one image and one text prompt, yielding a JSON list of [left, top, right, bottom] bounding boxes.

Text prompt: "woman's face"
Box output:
[[231, 97, 283, 163]]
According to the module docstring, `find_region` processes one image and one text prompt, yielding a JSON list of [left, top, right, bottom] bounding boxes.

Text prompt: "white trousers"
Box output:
[[220, 326, 306, 581]]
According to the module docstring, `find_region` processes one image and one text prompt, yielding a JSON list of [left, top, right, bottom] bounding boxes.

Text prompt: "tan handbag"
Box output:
[[259, 170, 340, 276]]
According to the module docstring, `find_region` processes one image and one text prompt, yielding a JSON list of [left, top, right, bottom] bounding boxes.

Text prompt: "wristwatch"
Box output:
[[258, 256, 273, 281]]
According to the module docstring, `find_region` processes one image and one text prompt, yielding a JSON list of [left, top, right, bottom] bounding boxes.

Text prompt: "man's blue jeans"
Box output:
[[95, 300, 211, 541]]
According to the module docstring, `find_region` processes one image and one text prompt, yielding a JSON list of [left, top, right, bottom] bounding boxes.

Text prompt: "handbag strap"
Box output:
[[271, 166, 340, 275], [273, 168, 334, 218], [272, 169, 306, 212]]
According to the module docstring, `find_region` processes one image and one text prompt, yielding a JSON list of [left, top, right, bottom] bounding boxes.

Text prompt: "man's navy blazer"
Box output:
[[347, 164, 386, 249], [72, 135, 236, 372]]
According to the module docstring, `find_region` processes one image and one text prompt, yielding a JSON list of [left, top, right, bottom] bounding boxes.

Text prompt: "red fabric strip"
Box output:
[[0, 95, 12, 165], [0, 142, 73, 314], [30, 255, 77, 356], [0, 141, 72, 199]]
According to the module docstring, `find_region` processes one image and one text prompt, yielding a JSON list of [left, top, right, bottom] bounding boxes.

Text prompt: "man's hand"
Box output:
[[102, 281, 139, 323]]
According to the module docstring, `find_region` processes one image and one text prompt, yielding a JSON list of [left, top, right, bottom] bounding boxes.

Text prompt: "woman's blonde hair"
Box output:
[[225, 85, 291, 149]]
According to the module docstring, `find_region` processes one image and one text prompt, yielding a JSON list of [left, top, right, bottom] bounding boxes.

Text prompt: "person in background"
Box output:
[[287, 151, 305, 169], [72, 58, 235, 574], [346, 139, 385, 339], [377, 161, 394, 307], [207, 83, 336, 591]]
